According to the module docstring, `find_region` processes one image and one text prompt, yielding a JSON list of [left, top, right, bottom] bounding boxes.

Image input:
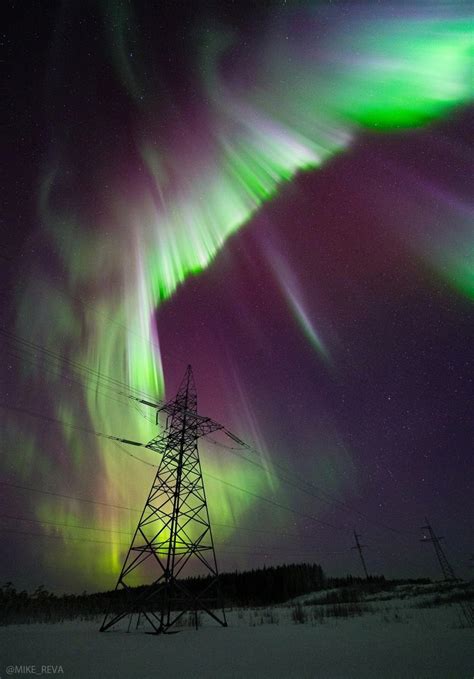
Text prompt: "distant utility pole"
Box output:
[[420, 518, 456, 581], [352, 530, 370, 579]]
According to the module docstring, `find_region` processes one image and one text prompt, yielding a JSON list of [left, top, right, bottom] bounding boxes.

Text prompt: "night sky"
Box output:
[[1, 1, 473, 593]]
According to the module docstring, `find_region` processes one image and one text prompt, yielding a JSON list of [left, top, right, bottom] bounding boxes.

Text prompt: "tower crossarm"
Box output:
[[158, 402, 223, 432], [129, 392, 224, 437], [146, 415, 223, 454]]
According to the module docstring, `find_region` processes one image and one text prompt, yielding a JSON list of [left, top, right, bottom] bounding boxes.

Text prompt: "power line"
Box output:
[[219, 430, 419, 539], [0, 479, 312, 540], [0, 327, 161, 405], [4, 340, 159, 430], [1, 330, 418, 540], [0, 479, 140, 513], [2, 400, 350, 534], [103, 425, 352, 534], [1, 327, 414, 540], [0, 260, 445, 548], [2, 326, 171, 428], [0, 402, 144, 448], [0, 338, 348, 532], [0, 527, 131, 548], [0, 526, 333, 562], [0, 511, 307, 542], [0, 513, 338, 557], [203, 471, 348, 532], [0, 527, 327, 559], [4, 348, 137, 412], [0, 398, 352, 533], [0, 397, 415, 541], [0, 242, 180, 369], [0, 514, 134, 536], [208, 438, 355, 527], [2, 475, 450, 574], [112, 441, 156, 468]]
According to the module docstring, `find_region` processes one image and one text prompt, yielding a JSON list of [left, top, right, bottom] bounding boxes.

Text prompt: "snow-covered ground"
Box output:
[[1, 586, 473, 678]]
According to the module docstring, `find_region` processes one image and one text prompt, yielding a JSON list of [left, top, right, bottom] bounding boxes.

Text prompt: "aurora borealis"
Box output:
[[1, 1, 473, 592]]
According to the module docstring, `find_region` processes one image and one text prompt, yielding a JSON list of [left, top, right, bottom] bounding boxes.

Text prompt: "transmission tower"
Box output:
[[100, 366, 227, 634], [420, 518, 456, 581], [420, 518, 474, 627], [351, 530, 370, 579]]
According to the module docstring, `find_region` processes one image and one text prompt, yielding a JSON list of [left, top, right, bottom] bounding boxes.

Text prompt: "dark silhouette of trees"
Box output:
[[0, 565, 432, 626]]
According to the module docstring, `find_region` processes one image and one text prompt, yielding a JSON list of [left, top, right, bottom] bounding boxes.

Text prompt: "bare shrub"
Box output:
[[291, 603, 308, 624], [325, 602, 371, 619]]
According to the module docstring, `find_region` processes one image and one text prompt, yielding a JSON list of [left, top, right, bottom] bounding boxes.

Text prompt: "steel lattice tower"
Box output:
[[420, 518, 456, 581], [420, 518, 474, 627], [100, 366, 227, 634]]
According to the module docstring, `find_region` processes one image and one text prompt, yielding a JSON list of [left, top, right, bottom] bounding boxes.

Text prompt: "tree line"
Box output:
[[0, 563, 430, 626]]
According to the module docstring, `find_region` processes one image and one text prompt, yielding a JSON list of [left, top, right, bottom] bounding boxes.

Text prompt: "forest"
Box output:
[[0, 562, 431, 626]]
